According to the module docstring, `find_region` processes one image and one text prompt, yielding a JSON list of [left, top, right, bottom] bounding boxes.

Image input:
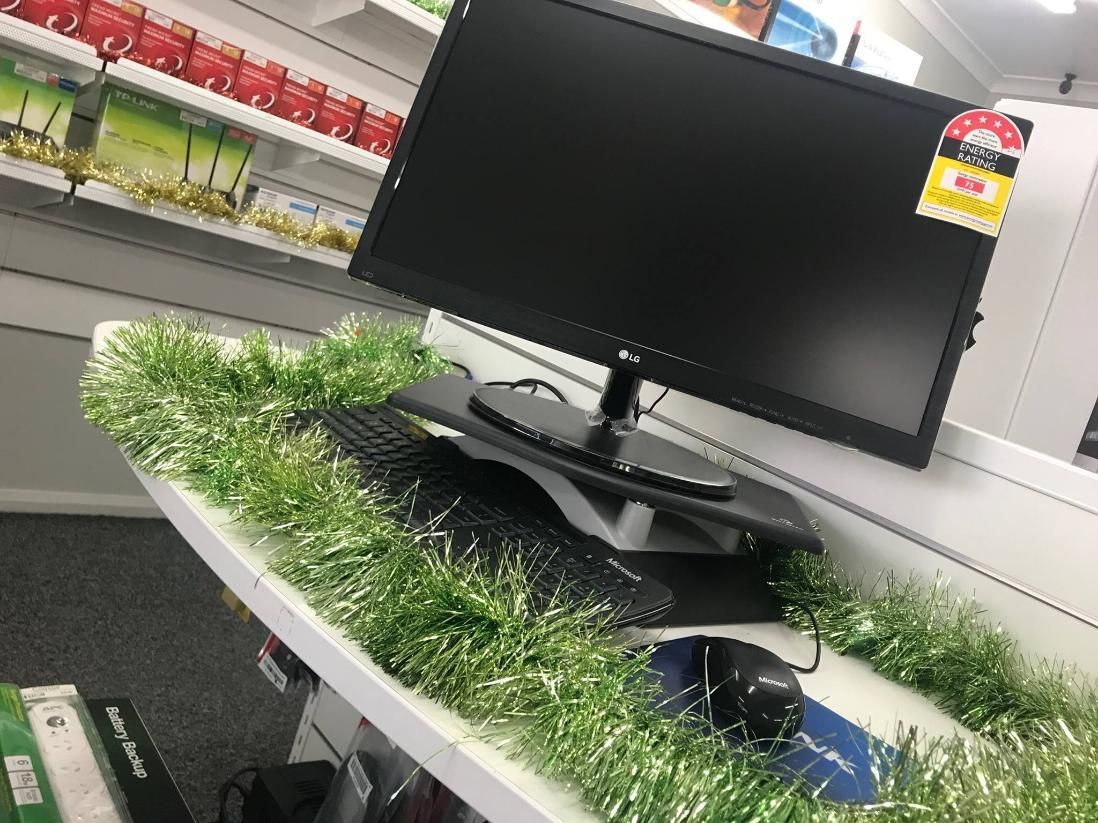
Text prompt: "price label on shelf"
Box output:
[[915, 108, 1027, 237]]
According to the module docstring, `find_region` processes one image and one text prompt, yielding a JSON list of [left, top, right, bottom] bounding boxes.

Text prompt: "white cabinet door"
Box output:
[[946, 100, 1098, 447]]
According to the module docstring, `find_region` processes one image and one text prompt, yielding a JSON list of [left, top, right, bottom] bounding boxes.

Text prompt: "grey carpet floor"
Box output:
[[0, 513, 307, 822]]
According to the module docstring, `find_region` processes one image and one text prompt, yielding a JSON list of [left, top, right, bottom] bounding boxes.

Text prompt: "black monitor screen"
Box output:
[[361, 0, 1016, 465]]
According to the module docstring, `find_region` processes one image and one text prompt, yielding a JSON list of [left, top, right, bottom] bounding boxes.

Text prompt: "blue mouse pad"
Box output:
[[646, 636, 899, 803]]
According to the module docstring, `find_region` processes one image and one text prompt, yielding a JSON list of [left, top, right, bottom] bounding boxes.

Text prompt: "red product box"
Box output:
[[273, 69, 325, 129], [80, 0, 144, 59], [132, 8, 193, 76], [235, 50, 285, 112], [1, 0, 21, 17], [20, 0, 87, 37], [316, 85, 363, 143], [184, 30, 241, 95], [355, 102, 404, 159]]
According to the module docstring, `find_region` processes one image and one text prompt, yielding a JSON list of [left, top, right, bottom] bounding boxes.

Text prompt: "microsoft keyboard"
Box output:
[[299, 404, 675, 627]]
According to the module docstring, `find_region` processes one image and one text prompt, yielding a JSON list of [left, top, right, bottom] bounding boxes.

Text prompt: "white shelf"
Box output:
[[103, 59, 391, 181], [68, 181, 355, 278], [0, 14, 103, 86], [313, 0, 445, 42], [0, 154, 72, 208], [90, 316, 973, 823], [120, 467, 599, 823]]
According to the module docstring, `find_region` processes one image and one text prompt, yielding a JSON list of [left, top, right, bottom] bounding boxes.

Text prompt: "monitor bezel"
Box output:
[[350, 0, 1025, 469]]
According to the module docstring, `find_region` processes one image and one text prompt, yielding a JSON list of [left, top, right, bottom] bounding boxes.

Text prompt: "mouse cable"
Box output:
[[485, 378, 569, 403], [783, 600, 822, 674], [634, 386, 671, 422]]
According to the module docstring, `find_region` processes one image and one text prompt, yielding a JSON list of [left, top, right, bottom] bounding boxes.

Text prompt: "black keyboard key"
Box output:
[[592, 578, 621, 594], [568, 567, 603, 582]]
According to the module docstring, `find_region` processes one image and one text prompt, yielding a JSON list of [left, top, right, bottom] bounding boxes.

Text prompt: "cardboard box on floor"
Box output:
[[85, 698, 195, 823]]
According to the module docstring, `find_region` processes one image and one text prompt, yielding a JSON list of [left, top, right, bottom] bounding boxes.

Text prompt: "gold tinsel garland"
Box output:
[[0, 133, 362, 254]]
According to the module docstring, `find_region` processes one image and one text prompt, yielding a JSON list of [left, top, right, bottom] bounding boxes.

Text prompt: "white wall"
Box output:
[[946, 101, 1098, 462], [865, 0, 989, 102], [0, 207, 422, 516], [428, 313, 1098, 673], [627, 0, 990, 102], [0, 326, 153, 515]]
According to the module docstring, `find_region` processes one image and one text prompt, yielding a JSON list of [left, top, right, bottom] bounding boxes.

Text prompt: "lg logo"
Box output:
[[618, 349, 640, 364]]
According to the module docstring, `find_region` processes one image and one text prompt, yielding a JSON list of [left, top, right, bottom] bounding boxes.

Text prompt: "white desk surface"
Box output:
[[128, 469, 968, 822], [94, 322, 968, 821]]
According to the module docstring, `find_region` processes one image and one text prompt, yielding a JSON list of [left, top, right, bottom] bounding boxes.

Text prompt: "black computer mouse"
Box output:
[[692, 636, 806, 741]]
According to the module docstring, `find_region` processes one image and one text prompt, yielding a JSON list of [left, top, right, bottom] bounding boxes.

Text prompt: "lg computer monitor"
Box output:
[[350, 0, 1029, 472]]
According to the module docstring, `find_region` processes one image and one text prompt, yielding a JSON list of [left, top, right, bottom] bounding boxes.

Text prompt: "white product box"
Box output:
[[316, 205, 367, 234], [244, 186, 319, 226]]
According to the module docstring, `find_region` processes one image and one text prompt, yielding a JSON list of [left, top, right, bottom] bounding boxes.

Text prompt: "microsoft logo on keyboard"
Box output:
[[605, 558, 642, 582]]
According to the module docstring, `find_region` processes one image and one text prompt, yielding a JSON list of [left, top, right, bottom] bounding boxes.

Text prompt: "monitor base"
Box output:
[[390, 374, 824, 553], [455, 435, 781, 626], [456, 435, 742, 555], [469, 369, 736, 499]]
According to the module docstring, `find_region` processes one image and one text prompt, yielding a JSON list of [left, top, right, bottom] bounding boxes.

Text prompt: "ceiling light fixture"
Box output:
[[1036, 0, 1077, 12]]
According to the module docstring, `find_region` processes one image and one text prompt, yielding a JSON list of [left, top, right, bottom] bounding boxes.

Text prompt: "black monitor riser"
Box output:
[[470, 368, 737, 499], [390, 374, 825, 626], [392, 374, 823, 551]]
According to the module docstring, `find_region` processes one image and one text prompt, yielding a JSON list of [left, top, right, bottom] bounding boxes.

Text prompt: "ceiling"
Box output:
[[901, 0, 1098, 102]]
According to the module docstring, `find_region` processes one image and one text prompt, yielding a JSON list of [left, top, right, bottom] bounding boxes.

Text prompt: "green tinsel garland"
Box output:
[[81, 315, 1098, 822], [408, 0, 452, 19]]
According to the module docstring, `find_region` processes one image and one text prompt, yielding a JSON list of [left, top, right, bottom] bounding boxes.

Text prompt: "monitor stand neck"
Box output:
[[587, 369, 642, 434], [468, 369, 737, 499]]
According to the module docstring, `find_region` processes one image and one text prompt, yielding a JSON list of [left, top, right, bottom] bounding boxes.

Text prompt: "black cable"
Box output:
[[449, 360, 473, 379], [289, 795, 324, 821], [635, 386, 670, 422], [784, 600, 822, 674], [484, 378, 568, 403], [215, 766, 259, 823], [512, 378, 567, 402]]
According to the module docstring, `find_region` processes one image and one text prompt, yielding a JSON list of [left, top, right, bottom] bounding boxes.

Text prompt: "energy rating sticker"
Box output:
[[915, 109, 1026, 237]]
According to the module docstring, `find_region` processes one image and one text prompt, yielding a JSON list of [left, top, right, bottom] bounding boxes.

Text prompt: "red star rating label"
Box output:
[[916, 108, 1029, 237]]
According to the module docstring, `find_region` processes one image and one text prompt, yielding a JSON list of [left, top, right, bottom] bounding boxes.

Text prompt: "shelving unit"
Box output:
[[312, 0, 446, 42], [103, 59, 390, 181], [65, 181, 355, 279], [0, 154, 72, 209], [0, 14, 102, 86]]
